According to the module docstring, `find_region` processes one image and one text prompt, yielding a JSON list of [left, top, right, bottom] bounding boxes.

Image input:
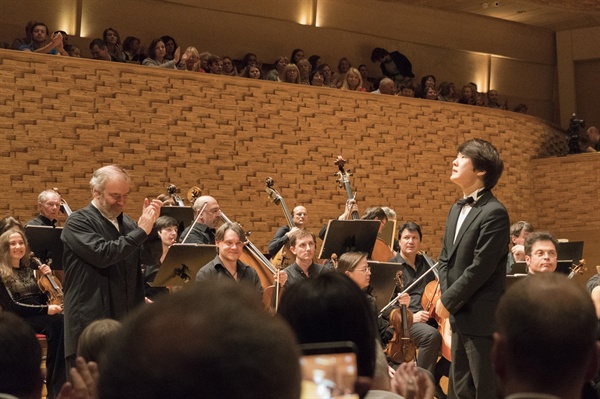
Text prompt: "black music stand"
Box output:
[[318, 220, 380, 260], [160, 206, 194, 237], [368, 261, 406, 312], [378, 219, 397, 250], [151, 244, 216, 287], [24, 225, 64, 270], [558, 241, 584, 263]]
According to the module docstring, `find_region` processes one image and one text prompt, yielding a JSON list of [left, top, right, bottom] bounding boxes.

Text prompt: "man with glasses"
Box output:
[[61, 164, 163, 368], [524, 231, 559, 275], [387, 222, 442, 381], [196, 222, 262, 295]]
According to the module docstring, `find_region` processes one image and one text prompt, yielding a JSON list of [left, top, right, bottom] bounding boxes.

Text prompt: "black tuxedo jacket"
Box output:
[[438, 189, 509, 336]]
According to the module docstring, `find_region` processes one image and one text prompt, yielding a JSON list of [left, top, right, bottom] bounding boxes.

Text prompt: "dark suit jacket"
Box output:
[[438, 189, 509, 337]]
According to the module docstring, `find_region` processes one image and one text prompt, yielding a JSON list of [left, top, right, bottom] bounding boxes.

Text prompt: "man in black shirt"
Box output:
[[26, 189, 62, 227], [179, 195, 221, 244]]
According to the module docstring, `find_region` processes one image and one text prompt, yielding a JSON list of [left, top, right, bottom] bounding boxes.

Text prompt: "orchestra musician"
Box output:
[[60, 165, 162, 368], [267, 205, 308, 258], [279, 229, 330, 289], [435, 139, 509, 399], [506, 221, 533, 274], [195, 222, 263, 295], [0, 229, 66, 398], [178, 195, 221, 244], [524, 231, 558, 274], [26, 189, 62, 227], [387, 223, 443, 380]]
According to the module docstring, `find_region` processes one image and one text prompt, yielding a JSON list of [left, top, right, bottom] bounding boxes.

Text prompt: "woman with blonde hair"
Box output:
[[282, 63, 301, 84], [179, 46, 203, 72], [340, 67, 366, 92]]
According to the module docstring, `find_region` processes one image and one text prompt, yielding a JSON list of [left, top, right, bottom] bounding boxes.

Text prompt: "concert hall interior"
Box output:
[[1, 1, 600, 398]]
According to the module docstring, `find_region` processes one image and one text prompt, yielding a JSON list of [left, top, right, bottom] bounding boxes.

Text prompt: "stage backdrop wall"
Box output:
[[2, 50, 596, 279]]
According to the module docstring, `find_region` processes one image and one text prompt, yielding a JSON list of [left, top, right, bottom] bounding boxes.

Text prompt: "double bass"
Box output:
[[264, 177, 295, 269], [333, 156, 393, 261]]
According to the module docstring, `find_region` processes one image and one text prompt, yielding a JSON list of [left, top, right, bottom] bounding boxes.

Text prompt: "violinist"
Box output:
[[178, 195, 221, 244], [195, 222, 263, 295], [0, 229, 66, 398], [387, 222, 442, 379], [25, 189, 62, 227], [267, 205, 308, 258]]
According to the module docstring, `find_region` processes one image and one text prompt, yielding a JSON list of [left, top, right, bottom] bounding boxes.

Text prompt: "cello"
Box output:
[[264, 177, 295, 269]]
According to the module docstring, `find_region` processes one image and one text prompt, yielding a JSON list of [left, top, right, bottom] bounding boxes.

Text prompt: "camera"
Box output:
[[567, 114, 585, 154]]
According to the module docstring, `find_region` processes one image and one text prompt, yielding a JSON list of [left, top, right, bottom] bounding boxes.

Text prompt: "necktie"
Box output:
[[456, 197, 475, 207]]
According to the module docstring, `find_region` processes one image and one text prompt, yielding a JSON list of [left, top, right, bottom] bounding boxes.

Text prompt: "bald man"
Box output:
[[178, 195, 221, 244]]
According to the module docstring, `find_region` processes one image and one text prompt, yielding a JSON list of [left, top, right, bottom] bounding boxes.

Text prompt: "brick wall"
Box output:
[[4, 50, 592, 270]]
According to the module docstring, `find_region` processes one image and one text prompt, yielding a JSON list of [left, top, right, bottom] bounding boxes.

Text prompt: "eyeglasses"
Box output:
[[354, 266, 371, 274], [222, 241, 244, 248]]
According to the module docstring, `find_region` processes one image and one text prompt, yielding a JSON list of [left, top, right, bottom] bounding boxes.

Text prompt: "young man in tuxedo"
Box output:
[[436, 139, 510, 399]]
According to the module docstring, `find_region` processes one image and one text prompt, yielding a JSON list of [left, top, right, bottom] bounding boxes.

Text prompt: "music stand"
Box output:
[[160, 206, 194, 236], [24, 225, 64, 270], [318, 220, 380, 260], [368, 261, 405, 312], [152, 244, 216, 287], [558, 241, 584, 264]]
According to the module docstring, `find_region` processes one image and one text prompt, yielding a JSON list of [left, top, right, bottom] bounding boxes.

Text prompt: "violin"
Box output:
[[568, 259, 586, 279], [30, 252, 64, 307], [265, 177, 295, 269], [385, 269, 416, 363]]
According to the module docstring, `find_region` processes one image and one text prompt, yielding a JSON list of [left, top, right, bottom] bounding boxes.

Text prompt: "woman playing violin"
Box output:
[[0, 229, 66, 398]]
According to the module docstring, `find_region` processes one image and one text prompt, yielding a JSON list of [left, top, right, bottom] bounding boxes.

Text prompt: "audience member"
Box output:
[[103, 27, 127, 62], [458, 85, 476, 105], [310, 70, 325, 86], [437, 81, 455, 102], [290, 48, 305, 64], [371, 47, 414, 84], [160, 35, 178, 61], [514, 103, 528, 114], [416, 75, 436, 98], [76, 318, 122, 365], [318, 63, 335, 87], [196, 222, 263, 295], [341, 67, 366, 92], [423, 86, 438, 100], [398, 83, 415, 98], [308, 54, 322, 72], [222, 56, 238, 76], [89, 39, 114, 61], [67, 44, 81, 57], [0, 229, 66, 397], [26, 189, 62, 227], [486, 89, 506, 110], [282, 63, 301, 84], [207, 54, 224, 74], [238, 52, 258, 76], [243, 65, 262, 79], [468, 82, 486, 106], [265, 56, 288, 81], [524, 231, 559, 275], [179, 46, 202, 72], [373, 78, 396, 95], [0, 311, 44, 399], [296, 57, 312, 85], [199, 51, 212, 72], [358, 64, 375, 92], [11, 20, 35, 50], [332, 57, 351, 88], [142, 38, 180, 68], [493, 273, 598, 398], [580, 126, 600, 153], [98, 280, 301, 399], [506, 220, 533, 274], [122, 35, 144, 62], [19, 22, 67, 56]]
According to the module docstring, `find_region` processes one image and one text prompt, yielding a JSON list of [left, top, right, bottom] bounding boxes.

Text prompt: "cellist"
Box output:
[[386, 222, 443, 384]]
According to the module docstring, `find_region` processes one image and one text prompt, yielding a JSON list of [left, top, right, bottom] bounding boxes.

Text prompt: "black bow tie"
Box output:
[[456, 197, 475, 207]]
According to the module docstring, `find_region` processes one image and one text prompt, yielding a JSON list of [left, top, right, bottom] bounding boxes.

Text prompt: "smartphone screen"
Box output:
[[299, 342, 359, 399]]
